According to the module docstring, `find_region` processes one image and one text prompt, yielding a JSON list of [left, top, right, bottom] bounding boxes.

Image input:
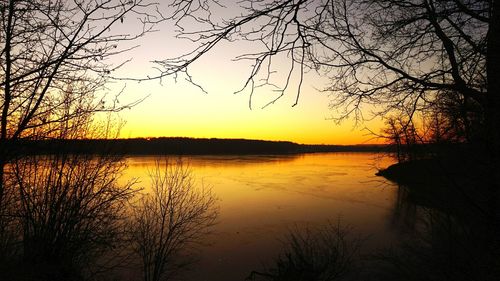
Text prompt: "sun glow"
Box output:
[[105, 15, 384, 145], [114, 76, 383, 144]]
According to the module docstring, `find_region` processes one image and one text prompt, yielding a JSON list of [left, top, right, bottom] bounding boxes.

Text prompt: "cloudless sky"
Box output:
[[103, 2, 384, 145]]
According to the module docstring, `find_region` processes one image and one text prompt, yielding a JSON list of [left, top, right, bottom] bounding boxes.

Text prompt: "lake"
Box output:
[[123, 152, 399, 281]]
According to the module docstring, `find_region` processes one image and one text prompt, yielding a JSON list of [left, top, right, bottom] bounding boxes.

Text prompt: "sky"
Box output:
[[103, 2, 385, 145]]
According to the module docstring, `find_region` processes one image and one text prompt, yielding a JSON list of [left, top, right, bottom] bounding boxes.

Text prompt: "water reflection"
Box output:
[[389, 185, 419, 232], [8, 152, 496, 280], [378, 180, 500, 281], [246, 173, 499, 281], [123, 153, 397, 281]]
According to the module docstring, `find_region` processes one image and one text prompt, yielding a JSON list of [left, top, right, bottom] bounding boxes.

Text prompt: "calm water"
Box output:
[[123, 152, 399, 281]]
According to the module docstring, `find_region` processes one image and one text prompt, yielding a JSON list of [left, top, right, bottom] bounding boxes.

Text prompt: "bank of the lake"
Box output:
[[11, 137, 390, 155]]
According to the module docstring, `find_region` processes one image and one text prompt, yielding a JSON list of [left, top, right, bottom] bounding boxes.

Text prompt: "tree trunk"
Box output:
[[486, 0, 500, 203], [488, 1, 500, 157], [486, 0, 500, 276]]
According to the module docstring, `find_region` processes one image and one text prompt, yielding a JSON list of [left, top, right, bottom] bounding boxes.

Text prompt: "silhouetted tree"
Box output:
[[153, 0, 489, 126], [154, 3, 500, 274], [381, 116, 423, 163], [0, 0, 157, 264], [153, 0, 500, 229], [0, 0, 155, 141], [5, 153, 135, 281], [0, 0, 153, 182], [131, 159, 218, 281], [423, 89, 483, 144], [247, 222, 362, 281]]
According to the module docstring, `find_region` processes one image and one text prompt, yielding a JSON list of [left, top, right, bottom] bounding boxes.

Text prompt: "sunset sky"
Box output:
[[106, 3, 384, 145]]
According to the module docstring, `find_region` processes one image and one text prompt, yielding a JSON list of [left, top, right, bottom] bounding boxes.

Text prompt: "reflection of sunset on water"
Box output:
[[124, 153, 398, 281], [2, 0, 495, 279]]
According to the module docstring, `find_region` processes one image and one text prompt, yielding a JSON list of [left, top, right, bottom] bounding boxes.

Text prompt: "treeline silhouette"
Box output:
[[11, 137, 390, 155]]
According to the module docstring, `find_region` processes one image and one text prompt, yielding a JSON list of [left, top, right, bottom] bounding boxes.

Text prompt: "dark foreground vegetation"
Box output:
[[372, 151, 500, 281], [2, 0, 500, 280], [0, 154, 218, 281]]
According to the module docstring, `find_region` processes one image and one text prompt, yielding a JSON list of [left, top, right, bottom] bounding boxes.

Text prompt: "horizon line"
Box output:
[[29, 136, 388, 146]]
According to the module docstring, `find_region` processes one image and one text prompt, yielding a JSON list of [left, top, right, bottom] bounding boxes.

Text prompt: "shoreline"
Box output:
[[9, 137, 392, 156]]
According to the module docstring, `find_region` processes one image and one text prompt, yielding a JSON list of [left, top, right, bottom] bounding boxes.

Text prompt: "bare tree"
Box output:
[[145, 0, 500, 155], [0, 0, 157, 141], [152, 1, 485, 111], [131, 158, 218, 281], [247, 221, 362, 281], [380, 115, 424, 163], [0, 0, 159, 264], [0, 0, 157, 198], [3, 152, 135, 281]]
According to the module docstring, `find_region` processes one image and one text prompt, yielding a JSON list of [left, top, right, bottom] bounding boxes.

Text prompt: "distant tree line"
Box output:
[[13, 137, 302, 155], [11, 137, 396, 155]]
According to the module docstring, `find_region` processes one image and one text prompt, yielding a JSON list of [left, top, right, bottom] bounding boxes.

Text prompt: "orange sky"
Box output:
[[104, 5, 385, 145]]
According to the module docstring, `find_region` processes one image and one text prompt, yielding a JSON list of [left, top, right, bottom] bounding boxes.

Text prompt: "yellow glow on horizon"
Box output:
[[106, 19, 386, 145], [115, 77, 385, 145]]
